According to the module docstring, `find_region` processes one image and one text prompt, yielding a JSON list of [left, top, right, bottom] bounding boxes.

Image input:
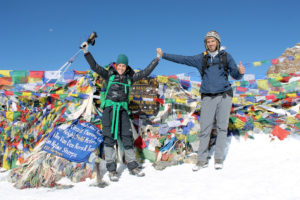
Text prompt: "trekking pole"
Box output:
[[39, 49, 81, 92]]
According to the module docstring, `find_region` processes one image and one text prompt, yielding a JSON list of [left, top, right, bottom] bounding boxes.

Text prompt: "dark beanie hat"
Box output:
[[116, 54, 128, 66]]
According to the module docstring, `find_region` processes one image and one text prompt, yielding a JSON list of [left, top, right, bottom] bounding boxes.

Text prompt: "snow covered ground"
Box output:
[[1, 134, 300, 200]]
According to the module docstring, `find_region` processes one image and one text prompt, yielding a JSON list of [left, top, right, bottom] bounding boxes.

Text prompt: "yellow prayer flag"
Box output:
[[76, 77, 85, 90], [28, 77, 42, 83], [233, 81, 241, 86], [234, 118, 245, 129], [268, 73, 282, 81], [287, 93, 297, 97], [295, 54, 300, 60], [157, 75, 169, 83], [55, 89, 64, 95], [85, 86, 93, 94], [287, 116, 298, 124], [3, 149, 11, 170], [22, 92, 32, 97], [0, 70, 11, 77], [254, 122, 263, 129], [74, 102, 81, 107], [176, 133, 186, 141], [69, 93, 79, 97], [55, 105, 61, 113], [92, 72, 99, 78], [176, 98, 187, 104], [268, 91, 280, 95], [257, 80, 269, 90], [253, 61, 262, 67], [6, 111, 13, 122], [191, 88, 200, 96], [23, 134, 28, 140], [232, 97, 239, 104]]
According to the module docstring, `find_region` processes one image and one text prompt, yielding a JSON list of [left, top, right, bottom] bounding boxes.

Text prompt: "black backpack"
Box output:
[[201, 51, 228, 78]]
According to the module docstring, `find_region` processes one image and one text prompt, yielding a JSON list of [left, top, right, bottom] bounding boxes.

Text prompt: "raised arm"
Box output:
[[81, 41, 109, 80], [157, 48, 200, 68], [132, 58, 160, 82], [227, 53, 245, 80]]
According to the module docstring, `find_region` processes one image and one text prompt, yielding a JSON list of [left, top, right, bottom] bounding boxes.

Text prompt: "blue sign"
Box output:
[[42, 120, 103, 163]]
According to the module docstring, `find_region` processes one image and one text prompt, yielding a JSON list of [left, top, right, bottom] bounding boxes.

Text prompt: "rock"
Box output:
[[267, 43, 300, 75]]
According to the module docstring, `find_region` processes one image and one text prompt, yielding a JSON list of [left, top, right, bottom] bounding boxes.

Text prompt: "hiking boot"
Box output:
[[192, 161, 208, 172], [214, 159, 223, 170], [108, 171, 119, 182], [129, 167, 145, 177]]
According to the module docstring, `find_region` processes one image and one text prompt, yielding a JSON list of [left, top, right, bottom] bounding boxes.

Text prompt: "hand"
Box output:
[[238, 61, 245, 74], [156, 48, 163, 59], [80, 41, 89, 54]]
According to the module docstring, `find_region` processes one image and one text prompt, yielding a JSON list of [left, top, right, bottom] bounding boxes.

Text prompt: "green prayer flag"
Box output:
[[12, 70, 27, 84], [269, 78, 281, 87]]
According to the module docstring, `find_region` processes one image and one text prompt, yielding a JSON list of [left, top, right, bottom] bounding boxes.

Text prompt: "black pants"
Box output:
[[102, 106, 138, 171], [102, 106, 134, 149]]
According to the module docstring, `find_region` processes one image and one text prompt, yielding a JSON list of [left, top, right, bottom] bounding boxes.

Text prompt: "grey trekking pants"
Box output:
[[197, 93, 232, 162]]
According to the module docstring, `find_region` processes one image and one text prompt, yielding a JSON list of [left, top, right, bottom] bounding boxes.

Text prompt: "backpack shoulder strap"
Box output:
[[100, 75, 115, 109], [104, 75, 115, 99], [127, 78, 131, 97], [221, 52, 228, 77], [201, 52, 209, 78]]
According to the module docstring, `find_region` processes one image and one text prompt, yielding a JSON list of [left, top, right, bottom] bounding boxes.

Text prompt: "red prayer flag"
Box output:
[[271, 125, 290, 140], [236, 87, 247, 92], [0, 77, 12, 86], [271, 59, 279, 65], [73, 70, 87, 75], [50, 94, 59, 99], [280, 76, 290, 83], [266, 94, 276, 100], [154, 98, 164, 105], [4, 91, 13, 96], [67, 80, 77, 87], [134, 136, 146, 150], [29, 71, 44, 78]]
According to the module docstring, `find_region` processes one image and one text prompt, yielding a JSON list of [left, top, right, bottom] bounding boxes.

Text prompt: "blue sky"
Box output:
[[1, 0, 300, 81]]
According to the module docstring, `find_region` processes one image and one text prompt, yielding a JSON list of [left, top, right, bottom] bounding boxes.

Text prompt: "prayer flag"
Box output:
[[257, 80, 269, 90], [0, 70, 11, 77], [278, 57, 286, 62], [253, 61, 262, 67], [271, 125, 290, 140], [0, 77, 13, 86], [12, 70, 27, 84], [243, 74, 255, 81], [271, 59, 279, 64], [29, 71, 44, 78], [28, 71, 44, 83], [157, 75, 169, 83]]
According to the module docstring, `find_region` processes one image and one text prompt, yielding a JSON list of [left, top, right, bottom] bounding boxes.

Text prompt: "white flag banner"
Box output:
[[44, 71, 61, 80], [243, 74, 255, 81]]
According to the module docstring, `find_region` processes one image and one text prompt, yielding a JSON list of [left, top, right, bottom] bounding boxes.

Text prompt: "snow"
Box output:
[[1, 134, 300, 200]]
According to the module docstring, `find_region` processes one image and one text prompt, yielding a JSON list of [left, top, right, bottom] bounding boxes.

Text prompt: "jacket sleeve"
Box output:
[[162, 53, 200, 68], [132, 58, 159, 82], [227, 53, 243, 80], [84, 52, 109, 80]]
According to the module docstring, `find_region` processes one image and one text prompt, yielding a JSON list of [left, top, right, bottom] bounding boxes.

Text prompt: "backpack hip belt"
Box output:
[[104, 99, 128, 140]]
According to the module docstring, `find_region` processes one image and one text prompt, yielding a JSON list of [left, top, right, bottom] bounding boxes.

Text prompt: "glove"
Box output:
[[80, 41, 89, 54], [156, 48, 163, 59], [156, 52, 161, 60]]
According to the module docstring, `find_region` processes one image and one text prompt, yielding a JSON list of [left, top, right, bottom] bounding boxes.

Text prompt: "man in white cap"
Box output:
[[157, 30, 245, 170]]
